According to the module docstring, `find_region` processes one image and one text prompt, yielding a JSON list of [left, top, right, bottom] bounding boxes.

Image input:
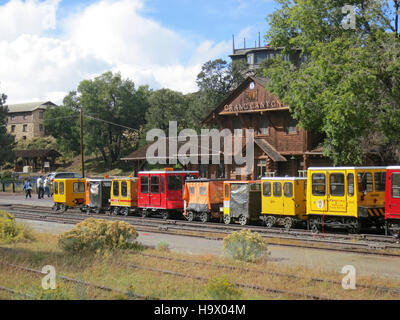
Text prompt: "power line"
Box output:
[[84, 115, 140, 132]]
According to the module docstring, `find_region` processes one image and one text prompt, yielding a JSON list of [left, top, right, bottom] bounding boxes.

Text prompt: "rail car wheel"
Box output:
[[264, 216, 276, 229], [239, 215, 248, 226], [347, 219, 361, 234], [59, 204, 67, 213], [121, 208, 129, 217], [112, 207, 120, 216], [283, 217, 293, 230], [223, 214, 232, 225], [309, 218, 319, 234], [95, 208, 102, 215], [141, 210, 148, 218], [52, 204, 59, 212], [162, 211, 170, 220], [388, 224, 400, 238], [187, 211, 194, 222], [200, 212, 209, 223]]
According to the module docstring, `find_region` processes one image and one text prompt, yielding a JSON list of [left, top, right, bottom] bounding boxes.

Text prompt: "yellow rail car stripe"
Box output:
[[368, 209, 375, 216]]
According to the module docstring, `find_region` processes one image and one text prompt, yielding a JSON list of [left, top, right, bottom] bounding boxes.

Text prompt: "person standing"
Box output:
[[23, 180, 32, 199], [37, 176, 44, 199], [44, 177, 50, 198]]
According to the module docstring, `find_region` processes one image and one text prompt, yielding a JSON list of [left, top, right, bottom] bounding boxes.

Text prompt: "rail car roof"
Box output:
[[261, 177, 307, 181], [138, 171, 199, 174], [307, 167, 387, 170], [387, 166, 400, 170]]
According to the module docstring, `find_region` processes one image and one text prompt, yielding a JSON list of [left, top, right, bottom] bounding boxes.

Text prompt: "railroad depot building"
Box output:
[[6, 101, 57, 140], [123, 76, 332, 180]]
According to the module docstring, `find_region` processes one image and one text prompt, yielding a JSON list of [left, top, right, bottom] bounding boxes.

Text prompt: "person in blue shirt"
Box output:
[[23, 180, 33, 199]]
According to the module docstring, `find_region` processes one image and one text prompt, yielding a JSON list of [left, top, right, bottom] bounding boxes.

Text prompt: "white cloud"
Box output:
[[0, 0, 231, 104], [0, 0, 60, 41]]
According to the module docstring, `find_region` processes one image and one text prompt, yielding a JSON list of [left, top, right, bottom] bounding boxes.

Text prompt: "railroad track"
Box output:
[[136, 252, 400, 296], [0, 259, 153, 300], [2, 203, 400, 256]]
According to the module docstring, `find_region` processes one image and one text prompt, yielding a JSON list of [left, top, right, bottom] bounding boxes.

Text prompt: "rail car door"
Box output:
[[165, 174, 184, 209], [327, 170, 347, 213], [271, 181, 283, 215], [150, 174, 161, 207], [388, 171, 400, 218], [139, 175, 150, 207], [283, 182, 294, 216], [310, 171, 328, 213]]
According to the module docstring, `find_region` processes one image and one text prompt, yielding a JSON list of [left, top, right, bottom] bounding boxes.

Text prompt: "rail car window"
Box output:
[[73, 182, 85, 193], [161, 176, 165, 194], [167, 175, 182, 191], [330, 174, 345, 197], [374, 172, 386, 192], [54, 182, 59, 195], [358, 172, 373, 193], [392, 174, 400, 198], [151, 176, 159, 194], [284, 182, 293, 198], [200, 187, 207, 195], [263, 182, 271, 197], [140, 176, 149, 194], [304, 182, 307, 196], [189, 186, 195, 194], [225, 185, 229, 198], [273, 182, 282, 197], [348, 173, 354, 196], [121, 181, 128, 197], [312, 174, 326, 196], [59, 182, 64, 195], [113, 181, 119, 197]]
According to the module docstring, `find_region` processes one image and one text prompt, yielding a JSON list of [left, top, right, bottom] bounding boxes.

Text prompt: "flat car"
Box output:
[[85, 178, 112, 214], [261, 177, 307, 230], [223, 181, 261, 226], [52, 178, 86, 213], [110, 177, 139, 216], [307, 167, 386, 233], [385, 166, 400, 237], [138, 169, 199, 219], [183, 179, 224, 223]]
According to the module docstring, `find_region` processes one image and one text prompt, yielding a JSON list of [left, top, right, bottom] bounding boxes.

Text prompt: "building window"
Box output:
[[258, 117, 269, 135], [23, 124, 27, 132], [22, 136, 27, 140], [200, 164, 207, 178], [11, 125, 15, 133], [39, 111, 44, 119], [257, 160, 267, 178], [23, 114, 28, 120], [10, 115, 15, 121], [285, 118, 297, 134], [40, 124, 44, 131]]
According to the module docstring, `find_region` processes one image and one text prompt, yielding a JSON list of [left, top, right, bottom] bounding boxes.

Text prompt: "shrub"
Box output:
[[223, 229, 268, 263], [156, 240, 170, 252], [34, 283, 71, 300], [58, 218, 139, 254], [0, 211, 35, 244], [204, 276, 242, 300]]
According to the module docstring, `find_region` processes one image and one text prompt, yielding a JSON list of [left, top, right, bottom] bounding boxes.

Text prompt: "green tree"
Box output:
[[78, 72, 150, 166], [43, 103, 80, 155], [263, 0, 400, 165], [143, 88, 189, 135], [0, 93, 15, 165]]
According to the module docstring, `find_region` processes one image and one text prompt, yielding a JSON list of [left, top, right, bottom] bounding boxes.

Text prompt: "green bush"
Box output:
[[0, 211, 35, 244], [223, 229, 268, 263], [58, 218, 140, 254], [204, 276, 242, 300], [34, 283, 71, 300], [156, 240, 170, 252]]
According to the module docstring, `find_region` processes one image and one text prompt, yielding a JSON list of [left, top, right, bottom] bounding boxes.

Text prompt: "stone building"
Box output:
[[6, 101, 57, 140]]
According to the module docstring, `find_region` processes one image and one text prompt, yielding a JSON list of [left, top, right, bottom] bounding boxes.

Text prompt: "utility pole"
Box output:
[[80, 108, 85, 178], [395, 0, 399, 37]]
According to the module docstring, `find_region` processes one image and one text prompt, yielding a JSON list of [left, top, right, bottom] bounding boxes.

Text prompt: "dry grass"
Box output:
[[0, 231, 399, 300]]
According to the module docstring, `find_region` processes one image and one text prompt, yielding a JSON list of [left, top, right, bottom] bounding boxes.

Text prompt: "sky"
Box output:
[[0, 0, 278, 104]]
